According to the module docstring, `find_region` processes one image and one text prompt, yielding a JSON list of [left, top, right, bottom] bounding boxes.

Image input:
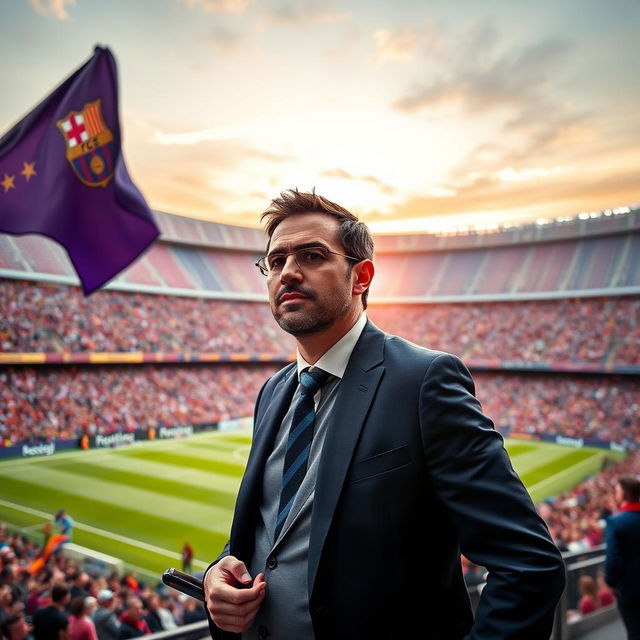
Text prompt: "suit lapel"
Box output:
[[308, 321, 385, 595], [230, 365, 297, 557]]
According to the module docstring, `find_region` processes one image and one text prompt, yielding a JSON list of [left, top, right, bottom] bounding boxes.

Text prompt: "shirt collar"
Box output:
[[620, 502, 640, 512], [297, 313, 367, 380]]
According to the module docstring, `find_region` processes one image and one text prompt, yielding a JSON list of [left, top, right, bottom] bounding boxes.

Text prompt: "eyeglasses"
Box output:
[[255, 246, 361, 277]]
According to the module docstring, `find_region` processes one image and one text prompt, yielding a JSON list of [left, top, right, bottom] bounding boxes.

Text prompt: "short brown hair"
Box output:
[[260, 189, 374, 308], [618, 476, 640, 503]]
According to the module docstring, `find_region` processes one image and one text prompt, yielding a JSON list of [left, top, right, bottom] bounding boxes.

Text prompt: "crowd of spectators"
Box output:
[[0, 523, 206, 640], [0, 367, 636, 449], [538, 449, 640, 556], [474, 373, 638, 447], [369, 296, 640, 366], [2, 280, 638, 367], [0, 280, 294, 354], [0, 364, 278, 447]]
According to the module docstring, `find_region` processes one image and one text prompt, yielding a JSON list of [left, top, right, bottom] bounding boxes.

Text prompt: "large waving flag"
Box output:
[[0, 46, 159, 295]]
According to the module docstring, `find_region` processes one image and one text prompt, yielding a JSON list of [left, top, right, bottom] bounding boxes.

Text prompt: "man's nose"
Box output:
[[279, 254, 302, 282]]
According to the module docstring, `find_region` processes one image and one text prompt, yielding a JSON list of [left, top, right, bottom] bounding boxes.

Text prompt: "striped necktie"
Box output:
[[274, 368, 330, 540]]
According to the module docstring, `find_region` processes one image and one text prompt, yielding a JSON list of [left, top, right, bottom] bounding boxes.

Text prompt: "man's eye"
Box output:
[[269, 256, 286, 269], [301, 249, 326, 262]]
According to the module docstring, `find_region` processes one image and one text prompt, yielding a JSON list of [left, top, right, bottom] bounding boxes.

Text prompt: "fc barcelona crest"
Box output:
[[56, 99, 115, 187]]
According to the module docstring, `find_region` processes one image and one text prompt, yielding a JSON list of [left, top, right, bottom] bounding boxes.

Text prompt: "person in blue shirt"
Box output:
[[54, 509, 73, 542], [605, 476, 640, 640]]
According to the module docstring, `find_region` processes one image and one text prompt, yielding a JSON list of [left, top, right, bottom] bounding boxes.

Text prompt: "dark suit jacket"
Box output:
[[210, 321, 565, 639], [605, 506, 640, 603]]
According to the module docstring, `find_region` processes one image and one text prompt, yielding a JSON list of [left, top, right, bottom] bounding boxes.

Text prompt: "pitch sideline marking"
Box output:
[[0, 498, 208, 569]]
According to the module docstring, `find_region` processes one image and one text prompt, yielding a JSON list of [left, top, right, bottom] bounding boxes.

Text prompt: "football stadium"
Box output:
[[1, 206, 638, 639]]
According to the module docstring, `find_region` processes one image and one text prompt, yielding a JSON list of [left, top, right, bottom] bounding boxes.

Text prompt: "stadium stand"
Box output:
[[0, 367, 636, 449], [1, 205, 639, 640], [1, 280, 638, 369]]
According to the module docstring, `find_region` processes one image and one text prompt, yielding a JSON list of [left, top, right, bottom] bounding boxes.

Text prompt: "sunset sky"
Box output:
[[1, 0, 639, 233]]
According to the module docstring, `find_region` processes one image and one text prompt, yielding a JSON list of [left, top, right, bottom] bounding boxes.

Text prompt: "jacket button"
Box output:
[[266, 555, 277, 570]]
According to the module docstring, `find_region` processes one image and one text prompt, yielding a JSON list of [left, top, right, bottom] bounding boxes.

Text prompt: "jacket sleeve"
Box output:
[[419, 353, 566, 640], [604, 517, 621, 589]]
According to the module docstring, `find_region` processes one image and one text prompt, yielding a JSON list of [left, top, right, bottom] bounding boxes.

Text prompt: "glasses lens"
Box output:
[[256, 258, 268, 275], [261, 247, 331, 275], [295, 247, 329, 269]]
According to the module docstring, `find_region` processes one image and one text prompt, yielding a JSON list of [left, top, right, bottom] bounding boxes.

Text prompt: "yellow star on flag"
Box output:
[[21, 161, 36, 181], [1, 173, 15, 192]]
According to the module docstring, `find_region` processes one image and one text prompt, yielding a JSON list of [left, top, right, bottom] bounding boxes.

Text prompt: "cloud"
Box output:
[[27, 0, 74, 20], [321, 168, 396, 195], [373, 164, 640, 228], [374, 28, 418, 62], [180, 0, 252, 15], [394, 23, 570, 115], [209, 24, 244, 51], [264, 1, 350, 25], [373, 21, 443, 64]]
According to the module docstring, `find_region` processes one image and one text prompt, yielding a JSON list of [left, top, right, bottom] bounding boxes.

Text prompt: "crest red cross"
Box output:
[[64, 115, 87, 146]]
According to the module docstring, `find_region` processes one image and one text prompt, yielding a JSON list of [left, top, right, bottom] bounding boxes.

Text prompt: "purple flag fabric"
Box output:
[[0, 46, 159, 295]]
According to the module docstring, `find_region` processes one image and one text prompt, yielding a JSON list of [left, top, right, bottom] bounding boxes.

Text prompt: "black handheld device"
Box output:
[[162, 568, 205, 602]]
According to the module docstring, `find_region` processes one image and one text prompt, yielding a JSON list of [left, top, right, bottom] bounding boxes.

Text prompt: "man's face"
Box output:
[[8, 616, 31, 640], [615, 482, 625, 505], [266, 213, 358, 336], [129, 600, 144, 621]]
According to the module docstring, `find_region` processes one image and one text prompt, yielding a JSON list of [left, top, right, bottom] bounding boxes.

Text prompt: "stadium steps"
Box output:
[[609, 234, 632, 287]]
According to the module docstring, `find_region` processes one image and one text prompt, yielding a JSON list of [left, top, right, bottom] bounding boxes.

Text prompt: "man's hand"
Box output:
[[204, 556, 266, 633]]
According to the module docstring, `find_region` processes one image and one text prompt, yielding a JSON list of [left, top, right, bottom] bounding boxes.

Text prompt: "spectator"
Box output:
[[117, 600, 149, 639], [140, 597, 161, 635], [155, 595, 176, 631], [92, 591, 119, 640], [180, 543, 193, 574], [578, 576, 598, 615], [67, 573, 88, 602], [32, 584, 69, 640], [53, 514, 72, 545], [597, 571, 615, 607], [0, 613, 32, 640], [67, 597, 97, 640], [181, 598, 206, 625], [605, 476, 640, 639]]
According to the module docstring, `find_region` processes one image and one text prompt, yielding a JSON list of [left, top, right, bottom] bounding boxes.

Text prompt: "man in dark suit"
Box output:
[[204, 189, 565, 639], [605, 476, 640, 639]]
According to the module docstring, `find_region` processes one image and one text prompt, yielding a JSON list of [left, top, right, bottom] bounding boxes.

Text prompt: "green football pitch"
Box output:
[[0, 432, 625, 582]]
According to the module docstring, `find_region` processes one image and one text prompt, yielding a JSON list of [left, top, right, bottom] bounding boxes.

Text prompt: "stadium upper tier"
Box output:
[[0, 207, 638, 301], [1, 279, 638, 369]]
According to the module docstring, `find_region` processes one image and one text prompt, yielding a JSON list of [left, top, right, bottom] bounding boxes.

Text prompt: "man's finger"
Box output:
[[211, 590, 265, 618], [214, 576, 266, 605], [218, 556, 252, 585]]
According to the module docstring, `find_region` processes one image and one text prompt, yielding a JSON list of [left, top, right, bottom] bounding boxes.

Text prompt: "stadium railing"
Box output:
[[147, 620, 209, 640]]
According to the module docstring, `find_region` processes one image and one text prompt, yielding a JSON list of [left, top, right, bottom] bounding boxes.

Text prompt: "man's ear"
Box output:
[[352, 259, 374, 297]]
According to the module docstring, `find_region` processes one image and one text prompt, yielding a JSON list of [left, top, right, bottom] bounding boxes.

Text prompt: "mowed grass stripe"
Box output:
[[217, 435, 253, 445], [183, 439, 250, 453], [508, 448, 572, 476], [43, 460, 238, 510], [503, 443, 537, 456], [0, 466, 232, 533], [519, 449, 597, 487], [54, 453, 243, 494], [115, 450, 246, 476], [0, 476, 228, 549]]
